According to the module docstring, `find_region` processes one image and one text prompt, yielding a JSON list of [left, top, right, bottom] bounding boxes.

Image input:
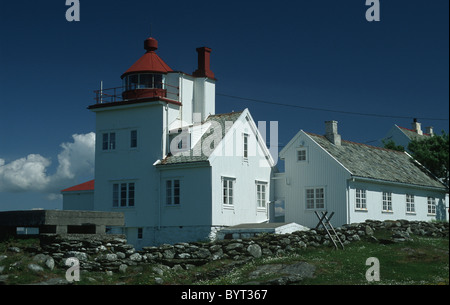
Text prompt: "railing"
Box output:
[[94, 83, 180, 104], [94, 86, 123, 104]]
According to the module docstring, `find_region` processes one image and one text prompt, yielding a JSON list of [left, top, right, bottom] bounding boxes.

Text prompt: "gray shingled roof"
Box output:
[[159, 111, 244, 165], [307, 133, 446, 190], [398, 126, 432, 141]]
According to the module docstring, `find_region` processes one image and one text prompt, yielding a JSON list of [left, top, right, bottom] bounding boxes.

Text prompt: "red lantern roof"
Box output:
[[121, 37, 172, 78]]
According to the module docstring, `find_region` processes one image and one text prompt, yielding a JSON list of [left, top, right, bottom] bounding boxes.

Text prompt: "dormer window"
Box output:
[[123, 73, 164, 91]]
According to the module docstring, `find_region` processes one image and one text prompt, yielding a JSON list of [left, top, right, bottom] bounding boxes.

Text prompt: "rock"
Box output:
[[172, 264, 184, 272], [0, 255, 7, 262], [104, 253, 118, 262], [152, 266, 164, 276], [7, 247, 21, 253], [45, 257, 55, 270], [365, 225, 374, 236], [154, 277, 164, 285], [33, 254, 50, 264], [247, 244, 262, 258], [225, 243, 244, 252], [119, 264, 128, 274], [209, 244, 222, 252], [67, 251, 89, 261], [177, 253, 191, 259], [163, 249, 175, 259], [0, 266, 5, 274], [196, 248, 211, 259], [0, 275, 9, 284], [27, 263, 44, 273], [129, 253, 142, 262]]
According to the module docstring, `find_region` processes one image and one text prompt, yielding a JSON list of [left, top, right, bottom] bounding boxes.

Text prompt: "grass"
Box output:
[[0, 230, 448, 285]]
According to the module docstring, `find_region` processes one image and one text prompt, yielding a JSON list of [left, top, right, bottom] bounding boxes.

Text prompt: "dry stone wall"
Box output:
[[3, 220, 448, 276]]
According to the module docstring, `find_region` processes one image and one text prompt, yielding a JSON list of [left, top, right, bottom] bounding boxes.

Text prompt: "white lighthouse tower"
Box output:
[[88, 37, 218, 245]]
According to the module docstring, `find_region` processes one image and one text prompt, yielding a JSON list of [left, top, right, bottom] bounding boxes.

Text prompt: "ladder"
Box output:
[[314, 211, 344, 250]]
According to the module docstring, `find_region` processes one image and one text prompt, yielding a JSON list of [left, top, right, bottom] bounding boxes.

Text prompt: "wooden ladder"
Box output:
[[314, 211, 344, 250]]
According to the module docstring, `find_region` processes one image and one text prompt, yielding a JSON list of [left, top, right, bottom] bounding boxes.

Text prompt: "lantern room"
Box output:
[[121, 37, 173, 100]]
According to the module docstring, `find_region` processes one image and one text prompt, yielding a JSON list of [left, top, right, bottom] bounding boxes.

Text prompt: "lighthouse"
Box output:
[[72, 36, 275, 248]]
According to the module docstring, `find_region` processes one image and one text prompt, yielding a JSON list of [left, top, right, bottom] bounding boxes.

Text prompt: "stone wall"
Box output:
[[3, 220, 448, 276]]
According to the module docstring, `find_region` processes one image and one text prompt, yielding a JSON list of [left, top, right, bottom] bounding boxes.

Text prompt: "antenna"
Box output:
[[100, 80, 103, 103], [150, 23, 153, 37]]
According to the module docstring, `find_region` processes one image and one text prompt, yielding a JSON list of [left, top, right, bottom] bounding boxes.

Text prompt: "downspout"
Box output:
[[346, 178, 351, 224], [158, 168, 161, 230], [179, 73, 183, 128]]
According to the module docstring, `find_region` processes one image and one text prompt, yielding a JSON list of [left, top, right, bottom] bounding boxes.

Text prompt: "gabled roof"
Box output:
[[61, 180, 95, 193], [306, 133, 446, 190], [397, 125, 432, 140], [159, 111, 244, 166]]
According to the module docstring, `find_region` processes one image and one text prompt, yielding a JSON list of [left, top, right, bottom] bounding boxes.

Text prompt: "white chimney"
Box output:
[[412, 118, 423, 135], [425, 126, 434, 136], [325, 120, 341, 146]]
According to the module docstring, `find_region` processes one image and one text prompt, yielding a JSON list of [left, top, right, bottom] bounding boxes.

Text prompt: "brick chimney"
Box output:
[[325, 121, 341, 146], [193, 47, 215, 79], [412, 118, 423, 135]]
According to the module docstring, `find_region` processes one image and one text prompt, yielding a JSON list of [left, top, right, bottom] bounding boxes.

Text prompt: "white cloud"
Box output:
[[0, 154, 51, 192], [0, 133, 95, 195]]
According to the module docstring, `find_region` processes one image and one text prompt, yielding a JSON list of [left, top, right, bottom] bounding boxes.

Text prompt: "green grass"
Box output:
[[0, 231, 448, 285]]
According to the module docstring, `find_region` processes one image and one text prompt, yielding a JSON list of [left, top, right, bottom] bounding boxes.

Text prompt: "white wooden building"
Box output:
[[62, 37, 275, 248], [382, 119, 434, 152], [279, 121, 448, 228], [62, 36, 448, 248]]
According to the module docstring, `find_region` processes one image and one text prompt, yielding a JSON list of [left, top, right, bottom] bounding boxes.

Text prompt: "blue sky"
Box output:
[[0, 0, 448, 211]]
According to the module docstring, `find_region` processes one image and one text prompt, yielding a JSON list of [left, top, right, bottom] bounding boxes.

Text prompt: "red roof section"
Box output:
[[61, 180, 95, 193], [121, 37, 172, 78]]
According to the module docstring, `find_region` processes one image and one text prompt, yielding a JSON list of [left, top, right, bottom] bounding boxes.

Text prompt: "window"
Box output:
[[243, 134, 249, 159], [306, 187, 325, 209], [112, 182, 135, 207], [124, 73, 164, 91], [166, 179, 180, 205], [406, 194, 415, 213], [355, 189, 367, 210], [130, 130, 137, 148], [427, 197, 436, 215], [137, 228, 143, 240], [222, 178, 235, 205], [297, 149, 307, 162], [382, 192, 392, 212], [256, 182, 267, 208], [102, 132, 116, 151]]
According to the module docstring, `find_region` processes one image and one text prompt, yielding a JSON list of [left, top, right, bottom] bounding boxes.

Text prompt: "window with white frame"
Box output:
[[102, 132, 116, 151], [243, 133, 249, 159], [112, 182, 135, 207], [130, 130, 137, 148], [256, 181, 268, 208], [427, 197, 436, 215], [297, 149, 307, 162], [382, 192, 392, 212], [166, 179, 181, 205], [306, 187, 325, 210], [406, 194, 415, 213], [355, 189, 367, 210], [222, 177, 235, 205]]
